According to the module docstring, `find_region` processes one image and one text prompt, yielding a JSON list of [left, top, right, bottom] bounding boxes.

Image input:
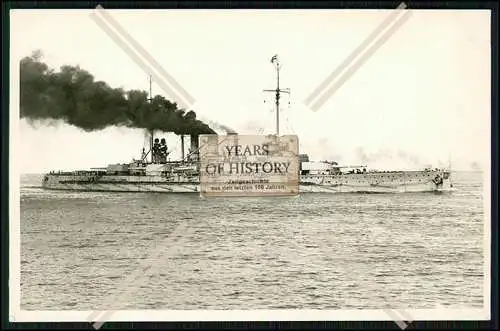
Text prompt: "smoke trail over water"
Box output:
[[19, 51, 215, 135], [354, 146, 430, 170]]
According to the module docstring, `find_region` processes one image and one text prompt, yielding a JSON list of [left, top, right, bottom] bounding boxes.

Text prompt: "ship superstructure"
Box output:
[[41, 57, 452, 194]]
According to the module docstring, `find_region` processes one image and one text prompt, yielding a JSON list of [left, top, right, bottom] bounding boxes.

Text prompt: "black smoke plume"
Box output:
[[20, 50, 216, 135]]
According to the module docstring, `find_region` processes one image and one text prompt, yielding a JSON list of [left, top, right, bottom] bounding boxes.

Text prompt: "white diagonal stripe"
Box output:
[[384, 309, 411, 330], [309, 8, 412, 112], [304, 2, 407, 106], [393, 308, 414, 322], [86, 224, 192, 329], [95, 5, 196, 107], [304, 2, 410, 112], [90, 7, 194, 109], [88, 13, 187, 108], [310, 223, 416, 329]]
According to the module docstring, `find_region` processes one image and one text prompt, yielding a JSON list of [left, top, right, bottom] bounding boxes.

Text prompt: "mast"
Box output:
[[264, 54, 290, 136], [148, 75, 154, 164]]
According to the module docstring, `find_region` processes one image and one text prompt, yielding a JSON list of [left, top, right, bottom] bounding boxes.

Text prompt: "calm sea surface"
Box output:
[[20, 171, 485, 310]]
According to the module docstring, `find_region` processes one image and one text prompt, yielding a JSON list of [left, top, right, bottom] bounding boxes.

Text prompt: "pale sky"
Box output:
[[11, 9, 491, 173]]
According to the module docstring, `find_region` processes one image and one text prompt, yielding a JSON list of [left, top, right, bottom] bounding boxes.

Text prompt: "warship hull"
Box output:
[[41, 170, 452, 194], [38, 57, 455, 196]]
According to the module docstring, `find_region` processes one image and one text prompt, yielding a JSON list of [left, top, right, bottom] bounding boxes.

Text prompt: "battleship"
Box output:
[[41, 57, 452, 194]]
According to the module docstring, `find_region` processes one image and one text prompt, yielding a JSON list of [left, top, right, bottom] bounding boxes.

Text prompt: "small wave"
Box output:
[[301, 271, 319, 276], [106, 275, 122, 280], [308, 293, 324, 299], [56, 243, 92, 249], [56, 244, 74, 248], [270, 304, 300, 309]]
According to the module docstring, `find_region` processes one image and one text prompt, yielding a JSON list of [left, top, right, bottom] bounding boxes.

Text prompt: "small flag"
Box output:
[[270, 54, 278, 63]]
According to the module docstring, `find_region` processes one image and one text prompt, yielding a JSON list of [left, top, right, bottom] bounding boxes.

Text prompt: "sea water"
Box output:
[[19, 171, 485, 310]]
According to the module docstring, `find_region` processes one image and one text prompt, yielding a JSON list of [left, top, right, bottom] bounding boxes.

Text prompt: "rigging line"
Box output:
[[285, 112, 308, 153]]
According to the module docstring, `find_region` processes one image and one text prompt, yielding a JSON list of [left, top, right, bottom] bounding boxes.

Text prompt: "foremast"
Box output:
[[264, 55, 290, 136]]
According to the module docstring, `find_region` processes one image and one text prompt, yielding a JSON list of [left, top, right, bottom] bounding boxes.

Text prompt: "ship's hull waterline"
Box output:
[[41, 170, 453, 194]]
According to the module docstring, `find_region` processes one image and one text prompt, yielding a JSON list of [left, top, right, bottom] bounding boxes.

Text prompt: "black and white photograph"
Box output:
[[9, 4, 492, 326]]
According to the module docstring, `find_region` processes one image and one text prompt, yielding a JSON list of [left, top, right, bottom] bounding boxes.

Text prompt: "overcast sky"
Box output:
[[11, 9, 490, 173]]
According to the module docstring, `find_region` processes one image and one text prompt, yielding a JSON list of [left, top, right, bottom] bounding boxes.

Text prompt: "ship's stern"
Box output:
[[432, 169, 453, 191], [41, 173, 50, 189], [41, 173, 60, 189]]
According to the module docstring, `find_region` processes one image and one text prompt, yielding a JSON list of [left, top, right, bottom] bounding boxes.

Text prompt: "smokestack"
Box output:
[[190, 134, 199, 161]]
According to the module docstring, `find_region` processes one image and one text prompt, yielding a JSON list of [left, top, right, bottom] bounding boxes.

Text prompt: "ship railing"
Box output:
[[333, 165, 368, 169]]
